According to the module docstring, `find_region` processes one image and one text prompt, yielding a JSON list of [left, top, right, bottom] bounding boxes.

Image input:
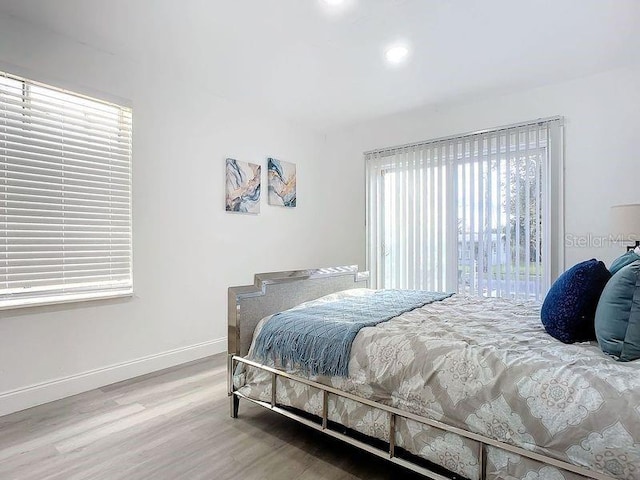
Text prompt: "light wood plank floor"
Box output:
[[0, 353, 425, 480]]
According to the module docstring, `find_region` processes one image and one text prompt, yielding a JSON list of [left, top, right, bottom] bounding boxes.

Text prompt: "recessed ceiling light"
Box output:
[[319, 0, 353, 13], [385, 44, 410, 65]]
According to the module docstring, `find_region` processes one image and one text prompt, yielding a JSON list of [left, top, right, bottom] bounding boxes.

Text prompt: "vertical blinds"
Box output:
[[0, 71, 133, 309], [366, 140, 452, 293], [366, 118, 563, 300]]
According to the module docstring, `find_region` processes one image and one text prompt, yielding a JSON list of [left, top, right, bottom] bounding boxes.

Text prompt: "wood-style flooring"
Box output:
[[0, 353, 425, 480]]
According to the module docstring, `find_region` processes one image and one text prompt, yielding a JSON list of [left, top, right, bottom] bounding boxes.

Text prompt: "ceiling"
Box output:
[[0, 0, 639, 130]]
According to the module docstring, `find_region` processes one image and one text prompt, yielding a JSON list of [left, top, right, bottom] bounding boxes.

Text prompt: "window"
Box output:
[[365, 118, 563, 300], [0, 71, 133, 309]]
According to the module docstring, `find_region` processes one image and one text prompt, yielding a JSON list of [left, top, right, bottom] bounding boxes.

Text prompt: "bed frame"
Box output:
[[227, 266, 614, 480]]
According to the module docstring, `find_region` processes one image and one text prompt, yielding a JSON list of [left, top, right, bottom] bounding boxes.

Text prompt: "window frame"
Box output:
[[365, 117, 564, 299], [0, 71, 133, 310]]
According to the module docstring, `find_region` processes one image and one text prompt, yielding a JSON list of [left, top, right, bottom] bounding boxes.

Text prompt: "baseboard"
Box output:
[[0, 337, 226, 417]]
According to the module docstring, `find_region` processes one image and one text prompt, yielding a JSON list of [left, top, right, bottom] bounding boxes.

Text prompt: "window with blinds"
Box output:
[[0, 71, 133, 309], [366, 118, 563, 300]]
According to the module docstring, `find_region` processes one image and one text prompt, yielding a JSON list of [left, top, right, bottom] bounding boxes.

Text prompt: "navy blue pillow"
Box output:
[[541, 259, 611, 343]]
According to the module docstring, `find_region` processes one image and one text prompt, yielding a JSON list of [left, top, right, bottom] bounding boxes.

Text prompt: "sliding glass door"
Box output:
[[366, 118, 563, 300]]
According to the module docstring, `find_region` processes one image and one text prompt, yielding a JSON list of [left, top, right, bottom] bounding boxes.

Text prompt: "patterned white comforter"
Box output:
[[235, 289, 640, 480]]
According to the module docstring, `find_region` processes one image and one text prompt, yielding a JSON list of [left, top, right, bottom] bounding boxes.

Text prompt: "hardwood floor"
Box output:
[[0, 353, 425, 480]]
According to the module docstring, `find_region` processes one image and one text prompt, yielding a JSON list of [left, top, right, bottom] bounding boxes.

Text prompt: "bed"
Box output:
[[227, 266, 640, 480]]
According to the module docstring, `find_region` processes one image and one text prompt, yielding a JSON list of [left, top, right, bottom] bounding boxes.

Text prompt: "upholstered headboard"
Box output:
[[228, 266, 369, 357]]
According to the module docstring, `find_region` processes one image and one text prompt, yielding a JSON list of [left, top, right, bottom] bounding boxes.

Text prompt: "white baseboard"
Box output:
[[0, 337, 226, 417]]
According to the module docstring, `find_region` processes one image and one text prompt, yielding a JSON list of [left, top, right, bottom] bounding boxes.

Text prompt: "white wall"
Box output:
[[0, 16, 356, 416], [327, 64, 640, 273]]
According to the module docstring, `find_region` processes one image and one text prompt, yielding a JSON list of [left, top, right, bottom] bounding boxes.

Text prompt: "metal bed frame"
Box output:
[[227, 266, 613, 480]]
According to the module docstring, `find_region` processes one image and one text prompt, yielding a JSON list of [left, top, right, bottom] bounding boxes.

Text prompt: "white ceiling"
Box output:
[[0, 0, 639, 130]]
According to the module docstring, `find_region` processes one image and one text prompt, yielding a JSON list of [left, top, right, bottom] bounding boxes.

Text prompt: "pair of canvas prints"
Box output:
[[225, 158, 297, 214]]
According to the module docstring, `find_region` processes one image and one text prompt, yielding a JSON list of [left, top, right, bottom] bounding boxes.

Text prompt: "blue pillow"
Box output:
[[610, 250, 640, 275], [541, 259, 611, 343], [595, 260, 640, 361]]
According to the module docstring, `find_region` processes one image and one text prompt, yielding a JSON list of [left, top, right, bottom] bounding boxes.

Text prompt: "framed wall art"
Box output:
[[267, 158, 296, 207], [225, 158, 261, 214]]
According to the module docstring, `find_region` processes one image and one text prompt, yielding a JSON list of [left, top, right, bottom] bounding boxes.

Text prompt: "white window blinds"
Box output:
[[0, 71, 133, 309], [366, 118, 563, 300]]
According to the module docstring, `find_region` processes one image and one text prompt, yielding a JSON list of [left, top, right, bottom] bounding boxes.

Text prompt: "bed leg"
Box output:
[[479, 443, 487, 480], [230, 394, 240, 418], [228, 353, 240, 418]]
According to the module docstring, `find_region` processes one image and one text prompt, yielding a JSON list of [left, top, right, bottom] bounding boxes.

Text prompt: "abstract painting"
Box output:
[[225, 158, 261, 214], [267, 158, 296, 207]]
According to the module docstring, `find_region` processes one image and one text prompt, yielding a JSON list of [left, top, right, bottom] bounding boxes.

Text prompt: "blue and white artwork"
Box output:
[[267, 158, 296, 207], [225, 158, 261, 214]]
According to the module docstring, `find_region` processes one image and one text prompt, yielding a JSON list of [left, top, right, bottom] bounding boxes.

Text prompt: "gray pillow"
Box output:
[[610, 250, 640, 275], [595, 260, 640, 361]]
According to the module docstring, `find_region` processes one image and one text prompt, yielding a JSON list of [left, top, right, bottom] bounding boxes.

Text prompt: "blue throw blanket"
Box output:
[[252, 289, 453, 377]]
